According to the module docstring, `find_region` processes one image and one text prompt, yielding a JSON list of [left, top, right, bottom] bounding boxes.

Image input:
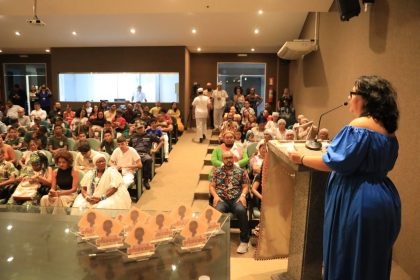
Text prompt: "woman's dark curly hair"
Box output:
[[354, 75, 399, 133], [54, 150, 73, 167]]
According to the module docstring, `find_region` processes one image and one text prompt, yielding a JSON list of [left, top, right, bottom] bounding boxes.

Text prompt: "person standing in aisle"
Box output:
[[212, 82, 228, 130], [192, 88, 211, 143]]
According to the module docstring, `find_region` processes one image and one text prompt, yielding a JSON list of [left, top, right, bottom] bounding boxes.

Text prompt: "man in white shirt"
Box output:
[[109, 136, 142, 188], [17, 108, 31, 129], [75, 143, 99, 172], [212, 82, 228, 129], [6, 101, 24, 120], [192, 88, 211, 143], [133, 85, 147, 102], [30, 102, 47, 121]]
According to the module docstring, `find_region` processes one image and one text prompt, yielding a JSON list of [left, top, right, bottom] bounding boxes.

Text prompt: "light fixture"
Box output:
[[0, 50, 3, 53], [45, 49, 50, 53], [7, 257, 14, 263], [15, 31, 21, 36], [254, 29, 260, 34], [192, 28, 197, 34], [258, 10, 263, 15], [130, 28, 136, 34], [251, 48, 255, 52], [6, 225, 13, 230], [72, 31, 77, 36], [197, 47, 202, 52]]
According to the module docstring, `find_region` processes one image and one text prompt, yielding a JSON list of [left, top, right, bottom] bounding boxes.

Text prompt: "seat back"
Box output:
[[67, 138, 76, 151], [87, 138, 101, 151], [13, 149, 23, 163], [247, 143, 257, 158]]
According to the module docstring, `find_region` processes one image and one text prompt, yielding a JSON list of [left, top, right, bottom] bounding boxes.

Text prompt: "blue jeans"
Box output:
[[215, 199, 249, 243]]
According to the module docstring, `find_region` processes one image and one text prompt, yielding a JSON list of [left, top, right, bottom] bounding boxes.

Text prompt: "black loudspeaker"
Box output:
[[337, 0, 361, 21]]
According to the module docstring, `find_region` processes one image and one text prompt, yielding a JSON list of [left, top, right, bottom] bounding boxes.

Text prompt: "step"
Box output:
[[204, 153, 212, 165], [207, 144, 219, 154], [209, 135, 220, 145], [211, 129, 220, 136], [191, 199, 210, 213], [200, 165, 213, 180], [194, 180, 210, 200]]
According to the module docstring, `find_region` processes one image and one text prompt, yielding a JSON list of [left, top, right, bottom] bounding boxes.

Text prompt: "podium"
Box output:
[[255, 141, 329, 280]]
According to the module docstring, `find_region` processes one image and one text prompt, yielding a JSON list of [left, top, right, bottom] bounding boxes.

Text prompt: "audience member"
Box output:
[[273, 119, 287, 140], [318, 128, 329, 140], [167, 102, 184, 133], [75, 143, 98, 172], [5, 127, 22, 150], [100, 130, 117, 155], [40, 150, 78, 210], [30, 102, 47, 121], [192, 87, 211, 143], [149, 102, 162, 118], [0, 149, 18, 204], [209, 151, 250, 254], [63, 104, 76, 125], [109, 136, 142, 189], [48, 126, 68, 156], [211, 131, 248, 168], [212, 82, 228, 129], [72, 153, 131, 210], [36, 84, 52, 113], [245, 88, 262, 115]]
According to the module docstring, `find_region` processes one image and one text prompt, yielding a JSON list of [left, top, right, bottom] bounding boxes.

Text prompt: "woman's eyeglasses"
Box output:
[[349, 91, 363, 98]]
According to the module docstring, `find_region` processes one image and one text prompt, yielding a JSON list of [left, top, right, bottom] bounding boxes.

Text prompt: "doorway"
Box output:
[[217, 62, 266, 114]]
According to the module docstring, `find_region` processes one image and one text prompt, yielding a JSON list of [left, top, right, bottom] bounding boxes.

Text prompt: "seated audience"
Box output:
[[109, 136, 142, 189], [266, 112, 280, 134], [104, 103, 117, 122], [20, 139, 40, 167], [129, 123, 163, 189], [240, 101, 255, 118], [294, 117, 314, 140], [219, 114, 240, 141], [0, 135, 16, 164], [211, 131, 248, 168], [149, 102, 162, 118], [0, 149, 18, 204], [8, 152, 52, 205], [285, 129, 296, 140], [70, 108, 88, 133], [101, 130, 117, 155], [48, 101, 63, 122], [40, 150, 79, 210], [48, 126, 68, 156], [17, 107, 31, 129], [318, 128, 329, 140], [122, 103, 138, 124], [249, 141, 266, 179], [5, 127, 23, 150], [72, 153, 131, 210], [156, 113, 173, 162], [273, 119, 287, 140], [30, 102, 47, 121], [250, 118, 266, 142], [209, 151, 250, 254], [263, 129, 273, 144], [167, 102, 184, 132], [73, 131, 89, 151], [75, 143, 99, 172], [63, 104, 76, 125]]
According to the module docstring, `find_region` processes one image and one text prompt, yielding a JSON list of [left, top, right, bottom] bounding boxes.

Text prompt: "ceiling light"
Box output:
[[15, 31, 21, 36], [192, 28, 197, 34], [254, 29, 260, 34], [258, 10, 263, 15], [251, 48, 255, 52], [72, 31, 77, 36], [130, 28, 136, 34], [197, 47, 202, 52], [0, 50, 3, 53], [45, 49, 50, 53]]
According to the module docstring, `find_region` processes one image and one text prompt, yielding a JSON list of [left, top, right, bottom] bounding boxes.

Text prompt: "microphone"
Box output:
[[305, 102, 348, 150]]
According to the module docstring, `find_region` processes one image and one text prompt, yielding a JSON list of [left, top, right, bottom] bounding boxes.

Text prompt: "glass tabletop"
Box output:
[[0, 206, 230, 280]]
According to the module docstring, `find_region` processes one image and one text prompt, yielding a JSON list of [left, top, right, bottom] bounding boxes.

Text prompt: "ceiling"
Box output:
[[0, 0, 334, 54]]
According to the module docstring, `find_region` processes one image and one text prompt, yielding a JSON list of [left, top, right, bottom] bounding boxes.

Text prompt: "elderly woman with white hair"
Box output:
[[274, 119, 287, 140], [72, 153, 131, 210], [249, 140, 267, 179], [285, 129, 296, 140], [265, 112, 280, 133]]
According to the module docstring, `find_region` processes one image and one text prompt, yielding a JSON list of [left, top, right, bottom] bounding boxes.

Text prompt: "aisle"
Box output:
[[135, 130, 208, 211]]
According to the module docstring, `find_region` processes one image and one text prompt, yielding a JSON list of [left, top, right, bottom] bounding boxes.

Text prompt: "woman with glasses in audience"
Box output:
[[288, 76, 401, 280]]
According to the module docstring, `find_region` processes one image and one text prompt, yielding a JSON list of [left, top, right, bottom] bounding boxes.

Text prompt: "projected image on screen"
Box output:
[[59, 72, 179, 102]]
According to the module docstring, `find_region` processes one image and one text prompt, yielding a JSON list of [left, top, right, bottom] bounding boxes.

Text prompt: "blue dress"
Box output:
[[322, 126, 401, 280]]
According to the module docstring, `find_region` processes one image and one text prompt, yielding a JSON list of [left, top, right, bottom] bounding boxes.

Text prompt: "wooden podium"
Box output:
[[255, 141, 329, 280]]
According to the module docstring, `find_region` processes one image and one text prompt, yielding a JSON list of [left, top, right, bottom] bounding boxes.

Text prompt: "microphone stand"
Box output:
[[305, 102, 348, 151]]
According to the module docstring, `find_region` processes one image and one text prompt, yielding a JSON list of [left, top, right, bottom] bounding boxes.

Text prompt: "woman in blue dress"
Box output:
[[289, 75, 400, 280]]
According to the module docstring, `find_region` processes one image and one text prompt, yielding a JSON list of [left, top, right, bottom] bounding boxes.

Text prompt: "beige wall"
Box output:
[[290, 1, 420, 278]]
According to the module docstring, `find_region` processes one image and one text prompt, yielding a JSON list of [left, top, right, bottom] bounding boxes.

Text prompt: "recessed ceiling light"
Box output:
[[15, 31, 21, 36], [72, 31, 77, 36], [251, 48, 255, 52], [130, 28, 136, 34], [258, 10, 263, 15], [197, 47, 202, 52], [192, 28, 197, 34], [0, 50, 3, 53], [254, 29, 260, 34], [45, 49, 50, 53]]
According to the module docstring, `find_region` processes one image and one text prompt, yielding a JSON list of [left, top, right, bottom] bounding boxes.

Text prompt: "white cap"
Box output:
[[217, 82, 223, 86], [197, 87, 204, 93]]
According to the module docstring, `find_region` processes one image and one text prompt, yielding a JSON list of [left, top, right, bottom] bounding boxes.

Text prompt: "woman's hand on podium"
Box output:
[[288, 151, 304, 165]]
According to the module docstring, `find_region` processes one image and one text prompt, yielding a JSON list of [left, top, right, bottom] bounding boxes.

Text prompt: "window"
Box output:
[[58, 72, 179, 102]]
